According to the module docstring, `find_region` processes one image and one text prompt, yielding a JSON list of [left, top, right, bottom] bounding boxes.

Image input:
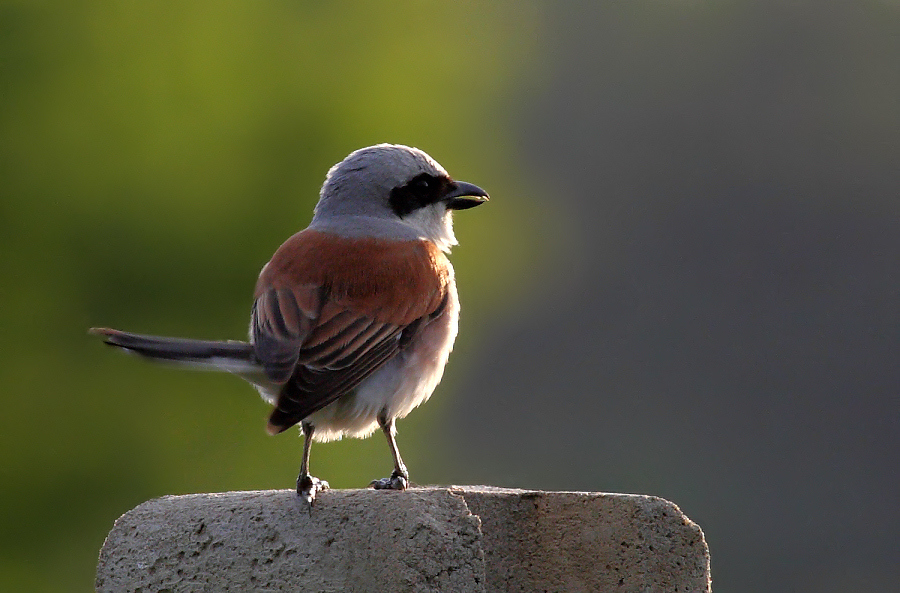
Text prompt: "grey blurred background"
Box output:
[[1, 1, 897, 592], [442, 3, 899, 593]]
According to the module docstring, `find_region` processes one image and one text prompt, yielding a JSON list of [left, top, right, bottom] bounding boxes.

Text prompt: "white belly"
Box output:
[[305, 285, 460, 442]]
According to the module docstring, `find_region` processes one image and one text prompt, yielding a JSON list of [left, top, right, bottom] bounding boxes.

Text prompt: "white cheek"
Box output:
[[402, 204, 457, 252]]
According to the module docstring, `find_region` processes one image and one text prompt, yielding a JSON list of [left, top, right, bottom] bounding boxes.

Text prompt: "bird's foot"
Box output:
[[369, 470, 409, 491], [297, 474, 330, 510]]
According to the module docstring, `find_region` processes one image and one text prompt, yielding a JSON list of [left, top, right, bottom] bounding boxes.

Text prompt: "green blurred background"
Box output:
[[3, 1, 899, 592], [0, 2, 545, 591]]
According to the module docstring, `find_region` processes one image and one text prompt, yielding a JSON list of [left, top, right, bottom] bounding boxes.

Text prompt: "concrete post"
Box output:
[[96, 486, 711, 592]]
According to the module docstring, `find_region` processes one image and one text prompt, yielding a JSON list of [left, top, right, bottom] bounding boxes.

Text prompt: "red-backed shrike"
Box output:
[[92, 144, 488, 505]]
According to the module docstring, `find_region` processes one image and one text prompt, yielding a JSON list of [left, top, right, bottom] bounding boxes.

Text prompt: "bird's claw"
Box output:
[[369, 471, 409, 491], [297, 475, 329, 511]]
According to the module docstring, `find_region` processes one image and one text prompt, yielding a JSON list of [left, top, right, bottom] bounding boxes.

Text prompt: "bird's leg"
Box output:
[[297, 421, 329, 508], [369, 414, 409, 490]]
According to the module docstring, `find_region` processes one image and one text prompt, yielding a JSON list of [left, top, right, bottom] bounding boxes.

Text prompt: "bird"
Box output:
[[90, 143, 488, 506]]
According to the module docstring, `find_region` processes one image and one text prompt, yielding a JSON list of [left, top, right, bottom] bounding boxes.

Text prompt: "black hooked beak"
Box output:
[[443, 181, 489, 210]]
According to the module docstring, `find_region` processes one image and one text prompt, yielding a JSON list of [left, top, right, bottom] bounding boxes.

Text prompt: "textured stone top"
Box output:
[[96, 486, 711, 592]]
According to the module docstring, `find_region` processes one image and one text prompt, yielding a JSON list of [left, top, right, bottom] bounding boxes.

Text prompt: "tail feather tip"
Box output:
[[88, 327, 122, 345]]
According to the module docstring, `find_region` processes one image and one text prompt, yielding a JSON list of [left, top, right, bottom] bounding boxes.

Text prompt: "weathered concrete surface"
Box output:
[[96, 488, 483, 592], [454, 486, 710, 592], [96, 486, 711, 593]]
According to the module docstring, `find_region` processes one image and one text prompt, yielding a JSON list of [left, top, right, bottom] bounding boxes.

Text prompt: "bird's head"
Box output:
[[311, 144, 488, 251]]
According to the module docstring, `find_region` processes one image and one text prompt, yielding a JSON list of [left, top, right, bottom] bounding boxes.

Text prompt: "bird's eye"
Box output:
[[390, 175, 441, 217]]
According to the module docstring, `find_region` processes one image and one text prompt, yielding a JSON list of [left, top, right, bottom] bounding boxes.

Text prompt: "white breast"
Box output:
[[305, 278, 460, 442]]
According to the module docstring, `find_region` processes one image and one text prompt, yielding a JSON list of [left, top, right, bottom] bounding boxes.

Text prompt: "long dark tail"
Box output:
[[90, 327, 259, 374]]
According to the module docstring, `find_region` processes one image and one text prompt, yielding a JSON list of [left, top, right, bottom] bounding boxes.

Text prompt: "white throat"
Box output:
[[399, 203, 458, 252], [309, 205, 457, 252]]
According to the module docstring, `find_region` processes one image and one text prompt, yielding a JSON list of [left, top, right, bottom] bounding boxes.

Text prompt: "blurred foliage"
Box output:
[[0, 1, 547, 590]]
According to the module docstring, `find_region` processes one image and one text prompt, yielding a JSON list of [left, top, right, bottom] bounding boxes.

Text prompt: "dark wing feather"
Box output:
[[252, 289, 411, 434], [266, 330, 403, 431], [251, 230, 452, 434], [251, 285, 323, 382], [260, 295, 451, 434]]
